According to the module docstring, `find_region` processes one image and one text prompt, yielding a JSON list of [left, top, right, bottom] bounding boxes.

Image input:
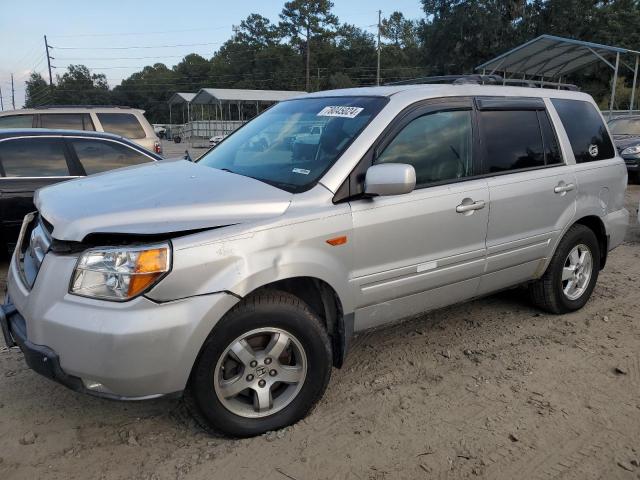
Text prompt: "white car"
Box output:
[[209, 135, 226, 148]]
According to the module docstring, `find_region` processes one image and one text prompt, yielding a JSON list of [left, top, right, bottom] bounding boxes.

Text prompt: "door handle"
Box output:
[[456, 199, 486, 213], [554, 182, 575, 194]]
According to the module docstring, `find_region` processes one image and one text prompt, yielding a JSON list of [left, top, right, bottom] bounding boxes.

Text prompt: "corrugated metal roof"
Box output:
[[168, 92, 196, 105], [191, 88, 306, 104], [476, 35, 639, 78]]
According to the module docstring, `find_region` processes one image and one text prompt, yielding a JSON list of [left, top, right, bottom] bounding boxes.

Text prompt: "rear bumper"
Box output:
[[604, 208, 629, 252]]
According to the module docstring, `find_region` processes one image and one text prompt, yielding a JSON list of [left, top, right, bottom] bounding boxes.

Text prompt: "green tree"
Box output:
[[24, 72, 51, 107], [279, 0, 338, 91], [54, 65, 111, 105], [381, 11, 418, 48], [237, 14, 280, 47]]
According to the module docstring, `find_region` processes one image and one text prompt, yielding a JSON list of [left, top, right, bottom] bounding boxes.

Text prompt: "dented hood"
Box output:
[[35, 159, 292, 241]]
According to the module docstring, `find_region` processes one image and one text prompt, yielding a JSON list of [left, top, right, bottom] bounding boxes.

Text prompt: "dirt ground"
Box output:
[[1, 187, 639, 480]]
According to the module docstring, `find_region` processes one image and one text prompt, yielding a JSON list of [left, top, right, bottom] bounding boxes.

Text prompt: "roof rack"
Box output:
[[32, 105, 135, 109], [385, 74, 579, 91]]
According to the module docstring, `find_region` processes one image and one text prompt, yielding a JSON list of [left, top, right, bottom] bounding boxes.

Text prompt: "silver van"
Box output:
[[0, 106, 161, 154], [1, 80, 628, 437]]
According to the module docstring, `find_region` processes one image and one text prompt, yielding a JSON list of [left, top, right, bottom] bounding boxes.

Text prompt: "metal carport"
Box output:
[[476, 35, 640, 117], [190, 88, 305, 122], [167, 92, 196, 125]]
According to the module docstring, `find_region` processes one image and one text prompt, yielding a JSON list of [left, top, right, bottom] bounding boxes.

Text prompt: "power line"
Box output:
[[51, 41, 224, 51], [49, 25, 231, 38], [54, 53, 214, 61]]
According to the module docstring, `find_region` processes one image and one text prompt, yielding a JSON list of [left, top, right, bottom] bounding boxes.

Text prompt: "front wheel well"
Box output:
[[573, 216, 608, 269], [249, 277, 348, 368]]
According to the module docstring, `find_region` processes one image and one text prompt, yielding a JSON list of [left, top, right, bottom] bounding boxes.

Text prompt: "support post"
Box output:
[[609, 52, 620, 120], [44, 35, 53, 89], [376, 9, 382, 86], [11, 74, 15, 109], [630, 55, 639, 115]]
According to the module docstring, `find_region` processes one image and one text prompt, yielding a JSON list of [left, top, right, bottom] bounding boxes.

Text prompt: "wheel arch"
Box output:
[[573, 215, 608, 269], [248, 277, 352, 368]]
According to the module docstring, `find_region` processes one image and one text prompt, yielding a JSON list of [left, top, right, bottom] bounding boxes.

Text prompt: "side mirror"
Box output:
[[364, 163, 416, 197]]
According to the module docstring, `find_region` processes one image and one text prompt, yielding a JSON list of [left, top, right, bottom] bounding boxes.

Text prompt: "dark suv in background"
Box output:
[[0, 129, 161, 254], [607, 115, 640, 181]]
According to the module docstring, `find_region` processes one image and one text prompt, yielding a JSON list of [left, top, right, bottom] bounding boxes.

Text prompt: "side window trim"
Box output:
[[536, 110, 564, 165], [62, 138, 87, 176]]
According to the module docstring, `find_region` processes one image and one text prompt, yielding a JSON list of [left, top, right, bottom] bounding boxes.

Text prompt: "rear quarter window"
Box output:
[[551, 99, 615, 163], [0, 114, 34, 128], [97, 113, 146, 139]]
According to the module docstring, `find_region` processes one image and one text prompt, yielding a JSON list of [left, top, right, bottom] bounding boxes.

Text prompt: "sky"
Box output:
[[0, 0, 425, 109]]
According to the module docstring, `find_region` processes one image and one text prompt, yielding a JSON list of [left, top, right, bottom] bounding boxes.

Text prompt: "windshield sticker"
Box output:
[[292, 168, 311, 175], [317, 106, 364, 119]]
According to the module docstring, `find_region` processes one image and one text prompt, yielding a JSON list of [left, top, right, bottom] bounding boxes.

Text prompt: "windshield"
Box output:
[[608, 117, 640, 135], [197, 96, 388, 192]]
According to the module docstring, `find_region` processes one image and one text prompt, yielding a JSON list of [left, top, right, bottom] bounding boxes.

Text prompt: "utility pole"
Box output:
[[11, 74, 15, 110], [376, 10, 382, 86], [44, 35, 53, 88], [0, 85, 4, 111]]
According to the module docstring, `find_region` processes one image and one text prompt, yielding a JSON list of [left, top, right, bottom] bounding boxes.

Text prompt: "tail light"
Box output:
[[154, 141, 162, 155]]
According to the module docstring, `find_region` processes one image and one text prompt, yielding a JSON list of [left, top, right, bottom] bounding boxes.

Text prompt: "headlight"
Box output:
[[70, 243, 171, 301], [621, 145, 640, 155]]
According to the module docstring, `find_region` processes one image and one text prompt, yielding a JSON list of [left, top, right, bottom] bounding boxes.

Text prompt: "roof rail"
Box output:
[[386, 75, 502, 86], [385, 74, 579, 91], [32, 105, 135, 109]]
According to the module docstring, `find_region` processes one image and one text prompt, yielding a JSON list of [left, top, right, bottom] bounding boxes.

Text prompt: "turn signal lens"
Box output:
[[128, 248, 170, 297], [326, 236, 347, 246]]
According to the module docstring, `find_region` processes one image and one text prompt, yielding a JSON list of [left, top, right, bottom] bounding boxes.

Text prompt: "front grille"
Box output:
[[17, 213, 52, 289]]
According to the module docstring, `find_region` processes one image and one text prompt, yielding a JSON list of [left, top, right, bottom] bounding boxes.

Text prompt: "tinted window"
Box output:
[[375, 110, 473, 186], [97, 113, 145, 139], [538, 111, 562, 165], [551, 99, 614, 162], [71, 139, 152, 174], [198, 96, 387, 193], [0, 114, 34, 128], [40, 113, 95, 131], [481, 110, 544, 173], [0, 138, 70, 177]]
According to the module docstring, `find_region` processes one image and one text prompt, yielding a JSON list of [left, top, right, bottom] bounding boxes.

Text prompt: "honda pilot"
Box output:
[[1, 81, 628, 437]]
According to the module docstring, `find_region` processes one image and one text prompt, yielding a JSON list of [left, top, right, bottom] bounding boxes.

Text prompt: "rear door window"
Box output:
[[479, 110, 545, 173], [39, 113, 95, 131], [97, 113, 146, 139], [551, 99, 614, 162], [0, 115, 35, 128], [0, 138, 71, 177], [70, 138, 152, 174]]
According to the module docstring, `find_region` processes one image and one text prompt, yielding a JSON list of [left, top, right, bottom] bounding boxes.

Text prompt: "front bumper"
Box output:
[[5, 250, 239, 399], [1, 303, 91, 396]]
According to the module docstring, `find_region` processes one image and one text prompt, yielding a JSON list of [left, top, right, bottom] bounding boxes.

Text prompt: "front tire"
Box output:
[[529, 224, 600, 314], [186, 290, 332, 437]]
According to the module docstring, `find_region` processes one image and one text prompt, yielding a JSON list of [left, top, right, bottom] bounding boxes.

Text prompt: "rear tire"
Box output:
[[529, 224, 600, 314], [185, 290, 332, 437]]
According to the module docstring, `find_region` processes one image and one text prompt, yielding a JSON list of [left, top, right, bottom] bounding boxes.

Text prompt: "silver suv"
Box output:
[[1, 82, 629, 437]]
